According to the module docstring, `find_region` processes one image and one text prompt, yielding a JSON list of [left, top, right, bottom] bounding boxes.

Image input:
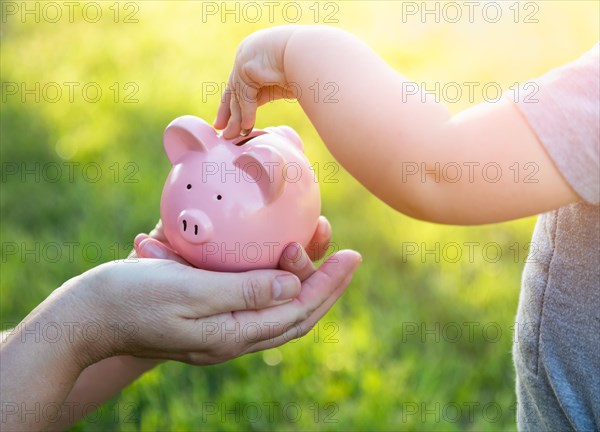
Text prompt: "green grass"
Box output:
[[1, 1, 598, 430]]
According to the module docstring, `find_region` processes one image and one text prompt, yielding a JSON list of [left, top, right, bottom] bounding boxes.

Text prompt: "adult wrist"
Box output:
[[0, 280, 94, 384], [43, 274, 116, 370]]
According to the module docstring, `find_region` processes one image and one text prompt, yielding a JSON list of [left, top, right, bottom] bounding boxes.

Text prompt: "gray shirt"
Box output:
[[513, 43, 599, 431]]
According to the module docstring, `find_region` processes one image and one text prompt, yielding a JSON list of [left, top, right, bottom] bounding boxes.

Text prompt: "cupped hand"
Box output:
[[69, 216, 359, 367]]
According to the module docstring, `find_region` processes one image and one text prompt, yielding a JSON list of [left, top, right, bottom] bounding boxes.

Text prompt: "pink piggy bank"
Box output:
[[160, 115, 321, 272]]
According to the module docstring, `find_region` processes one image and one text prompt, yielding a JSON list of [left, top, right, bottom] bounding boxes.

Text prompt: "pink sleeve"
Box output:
[[513, 43, 600, 204]]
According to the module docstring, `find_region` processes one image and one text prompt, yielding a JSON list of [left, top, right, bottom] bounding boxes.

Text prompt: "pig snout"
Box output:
[[177, 209, 213, 244]]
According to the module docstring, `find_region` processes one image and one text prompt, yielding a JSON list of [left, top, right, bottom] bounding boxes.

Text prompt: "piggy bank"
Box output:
[[160, 115, 321, 271]]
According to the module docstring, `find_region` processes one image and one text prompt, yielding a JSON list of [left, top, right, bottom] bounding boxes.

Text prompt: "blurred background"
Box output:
[[1, 1, 598, 430]]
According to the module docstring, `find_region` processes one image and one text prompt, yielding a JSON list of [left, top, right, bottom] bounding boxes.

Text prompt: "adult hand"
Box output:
[[69, 216, 358, 367]]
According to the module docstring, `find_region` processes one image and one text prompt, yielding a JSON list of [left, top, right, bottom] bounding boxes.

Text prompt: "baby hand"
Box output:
[[214, 25, 299, 139]]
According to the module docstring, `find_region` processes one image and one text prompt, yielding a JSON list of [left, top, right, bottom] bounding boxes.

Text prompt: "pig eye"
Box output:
[[186, 184, 192, 190], [217, 194, 222, 200]]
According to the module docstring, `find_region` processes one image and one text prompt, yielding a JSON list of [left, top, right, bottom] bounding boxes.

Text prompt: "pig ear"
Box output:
[[264, 126, 304, 152], [234, 145, 286, 204], [163, 116, 217, 164]]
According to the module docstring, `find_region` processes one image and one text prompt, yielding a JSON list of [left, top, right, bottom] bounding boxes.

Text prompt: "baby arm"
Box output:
[[216, 26, 578, 225]]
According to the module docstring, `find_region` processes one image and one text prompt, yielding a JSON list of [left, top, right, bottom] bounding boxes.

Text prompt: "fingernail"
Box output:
[[290, 243, 307, 270], [140, 240, 167, 259], [354, 252, 363, 266], [134, 233, 147, 249], [273, 275, 300, 300], [284, 241, 300, 259], [240, 128, 252, 136], [319, 217, 331, 237]]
